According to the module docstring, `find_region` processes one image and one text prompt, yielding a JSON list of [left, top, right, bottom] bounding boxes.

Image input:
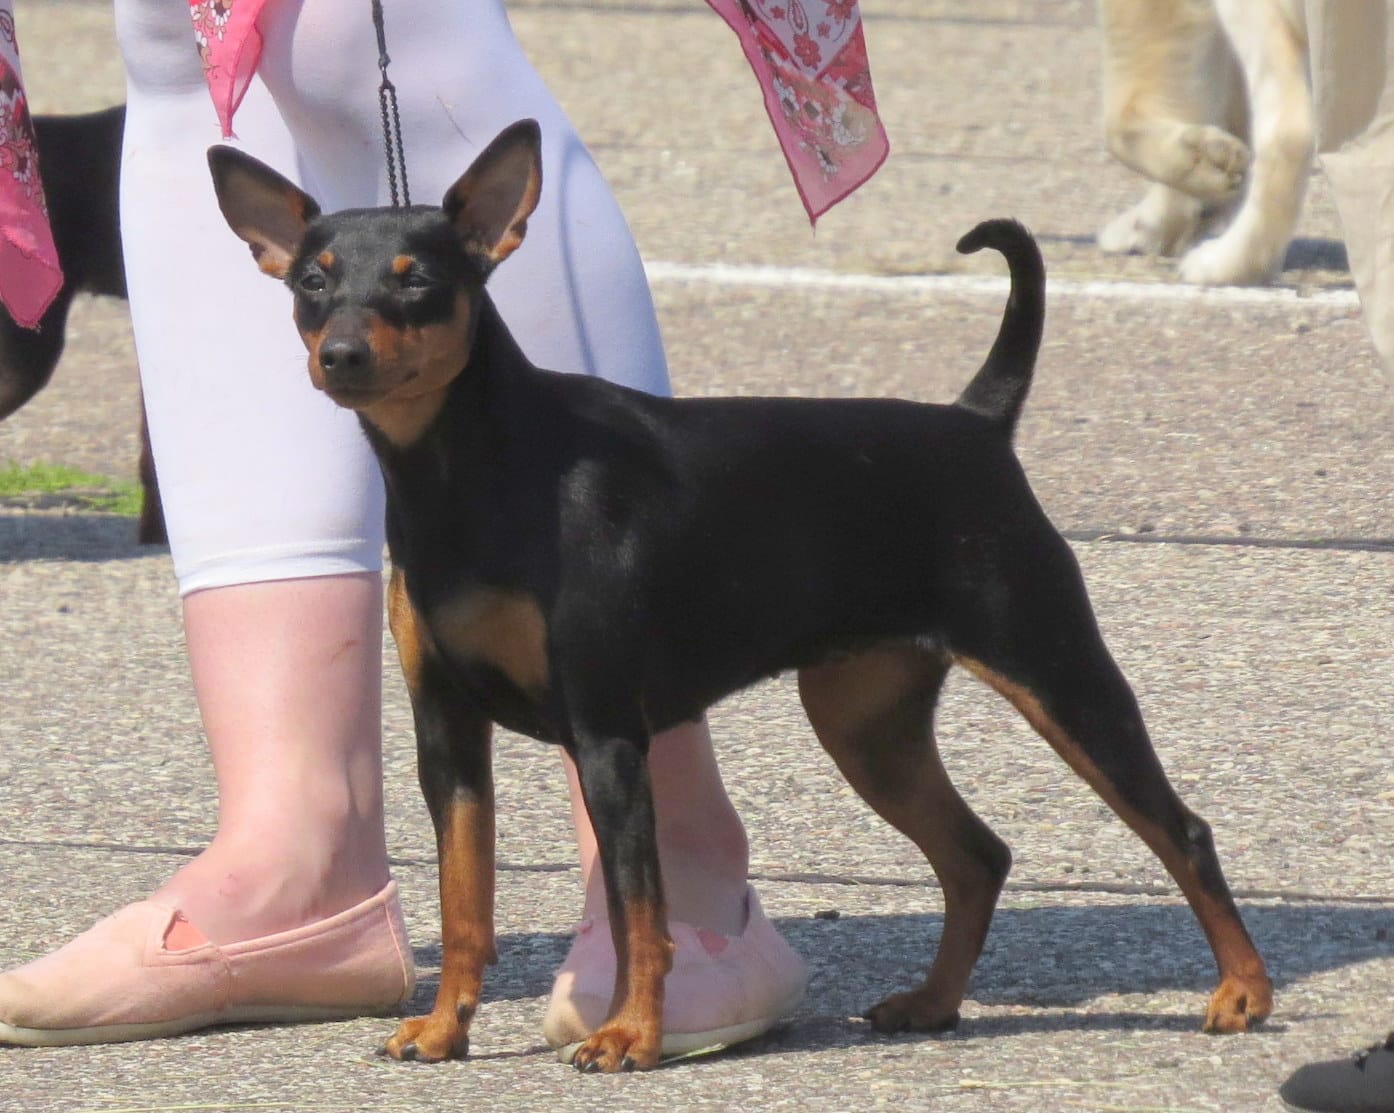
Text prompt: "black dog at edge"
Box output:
[[207, 118, 1272, 1073], [0, 105, 164, 543]]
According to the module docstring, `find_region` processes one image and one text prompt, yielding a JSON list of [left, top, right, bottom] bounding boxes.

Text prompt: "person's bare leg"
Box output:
[[0, 573, 412, 1043], [152, 574, 392, 944]]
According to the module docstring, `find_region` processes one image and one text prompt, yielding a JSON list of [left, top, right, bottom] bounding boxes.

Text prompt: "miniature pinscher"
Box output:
[[207, 119, 1272, 1073]]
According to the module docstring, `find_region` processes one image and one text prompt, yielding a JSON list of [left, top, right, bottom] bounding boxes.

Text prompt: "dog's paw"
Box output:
[[380, 1012, 471, 1062], [1202, 970, 1274, 1034], [569, 1023, 661, 1073], [1178, 228, 1282, 285], [1098, 193, 1200, 257], [1173, 124, 1250, 201], [1099, 207, 1174, 256], [864, 989, 961, 1034]]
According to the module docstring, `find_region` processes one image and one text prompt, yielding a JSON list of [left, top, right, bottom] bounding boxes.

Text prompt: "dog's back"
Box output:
[[508, 220, 1050, 715]]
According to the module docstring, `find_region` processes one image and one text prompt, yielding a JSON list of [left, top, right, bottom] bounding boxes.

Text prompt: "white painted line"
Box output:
[[643, 259, 1361, 308]]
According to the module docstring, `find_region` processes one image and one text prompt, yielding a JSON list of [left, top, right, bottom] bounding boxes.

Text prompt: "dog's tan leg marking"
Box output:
[[798, 644, 1011, 1033], [383, 571, 499, 1062], [957, 656, 1273, 1033], [386, 569, 429, 692], [383, 791, 498, 1061], [570, 896, 673, 1072]]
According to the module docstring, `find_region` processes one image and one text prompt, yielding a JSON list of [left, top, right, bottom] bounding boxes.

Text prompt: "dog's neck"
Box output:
[[349, 292, 514, 451], [359, 292, 540, 555], [357, 291, 527, 450]]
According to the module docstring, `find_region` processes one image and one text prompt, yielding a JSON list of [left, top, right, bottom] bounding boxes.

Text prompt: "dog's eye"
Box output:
[[400, 271, 435, 291], [299, 271, 327, 293]]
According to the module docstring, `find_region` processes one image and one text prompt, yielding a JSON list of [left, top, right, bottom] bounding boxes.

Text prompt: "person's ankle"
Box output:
[[153, 834, 391, 944], [543, 884, 805, 1058], [581, 862, 750, 936]]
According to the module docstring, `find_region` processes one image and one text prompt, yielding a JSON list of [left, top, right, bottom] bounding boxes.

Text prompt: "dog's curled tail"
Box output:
[[953, 218, 1045, 438]]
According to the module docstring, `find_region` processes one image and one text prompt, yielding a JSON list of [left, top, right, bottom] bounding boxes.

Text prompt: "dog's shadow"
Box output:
[[1040, 232, 1350, 279], [406, 900, 1391, 1049], [1283, 237, 1349, 273], [0, 511, 153, 564]]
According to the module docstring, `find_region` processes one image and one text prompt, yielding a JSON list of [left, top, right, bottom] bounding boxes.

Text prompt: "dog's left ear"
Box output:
[[207, 146, 322, 280], [442, 119, 543, 267]]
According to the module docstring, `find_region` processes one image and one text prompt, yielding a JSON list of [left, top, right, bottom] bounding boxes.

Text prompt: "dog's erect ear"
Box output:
[[207, 146, 322, 280], [441, 119, 543, 267]]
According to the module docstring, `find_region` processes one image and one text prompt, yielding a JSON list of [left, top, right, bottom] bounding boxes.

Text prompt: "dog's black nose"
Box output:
[[318, 337, 372, 376]]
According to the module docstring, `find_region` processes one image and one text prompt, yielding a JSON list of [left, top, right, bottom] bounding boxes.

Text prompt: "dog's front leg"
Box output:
[[565, 706, 673, 1073], [382, 571, 497, 1062]]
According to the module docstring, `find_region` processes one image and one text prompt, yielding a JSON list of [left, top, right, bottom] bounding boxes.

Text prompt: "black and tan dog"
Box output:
[[207, 119, 1272, 1072], [0, 105, 164, 543]]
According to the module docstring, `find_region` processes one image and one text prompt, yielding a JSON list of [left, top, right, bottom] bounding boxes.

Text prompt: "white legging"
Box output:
[[115, 0, 670, 593]]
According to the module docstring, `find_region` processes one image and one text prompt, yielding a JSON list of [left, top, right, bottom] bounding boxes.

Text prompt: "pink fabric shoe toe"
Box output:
[[541, 886, 806, 1061], [0, 880, 415, 1047]]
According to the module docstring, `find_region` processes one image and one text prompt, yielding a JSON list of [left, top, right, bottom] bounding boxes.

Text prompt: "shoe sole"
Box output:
[[554, 984, 806, 1066], [0, 1002, 401, 1048]]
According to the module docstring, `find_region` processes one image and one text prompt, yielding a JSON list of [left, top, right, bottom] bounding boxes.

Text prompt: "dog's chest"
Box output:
[[426, 584, 548, 693], [418, 581, 559, 740]]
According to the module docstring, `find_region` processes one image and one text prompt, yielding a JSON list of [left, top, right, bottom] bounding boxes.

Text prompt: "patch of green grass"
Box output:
[[0, 460, 143, 517]]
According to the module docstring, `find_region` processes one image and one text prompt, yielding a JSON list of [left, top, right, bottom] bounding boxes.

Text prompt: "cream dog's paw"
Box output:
[[1172, 124, 1250, 200]]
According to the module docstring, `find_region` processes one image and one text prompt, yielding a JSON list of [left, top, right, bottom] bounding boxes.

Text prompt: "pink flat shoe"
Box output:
[[541, 886, 806, 1062], [0, 880, 415, 1047]]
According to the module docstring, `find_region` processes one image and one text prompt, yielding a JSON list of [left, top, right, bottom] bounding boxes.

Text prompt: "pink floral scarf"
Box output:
[[705, 0, 889, 223], [0, 2, 60, 329], [0, 0, 887, 327], [188, 0, 891, 219], [190, 0, 269, 139]]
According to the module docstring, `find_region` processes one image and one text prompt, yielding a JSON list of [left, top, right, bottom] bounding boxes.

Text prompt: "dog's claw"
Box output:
[[865, 989, 961, 1035]]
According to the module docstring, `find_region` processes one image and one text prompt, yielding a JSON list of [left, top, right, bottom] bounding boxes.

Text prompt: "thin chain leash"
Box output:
[[371, 0, 411, 207]]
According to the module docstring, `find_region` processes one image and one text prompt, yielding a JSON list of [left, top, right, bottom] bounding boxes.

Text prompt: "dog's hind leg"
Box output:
[[949, 535, 1272, 1033], [1097, 0, 1248, 256], [798, 644, 1012, 1034], [1098, 0, 1249, 195]]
